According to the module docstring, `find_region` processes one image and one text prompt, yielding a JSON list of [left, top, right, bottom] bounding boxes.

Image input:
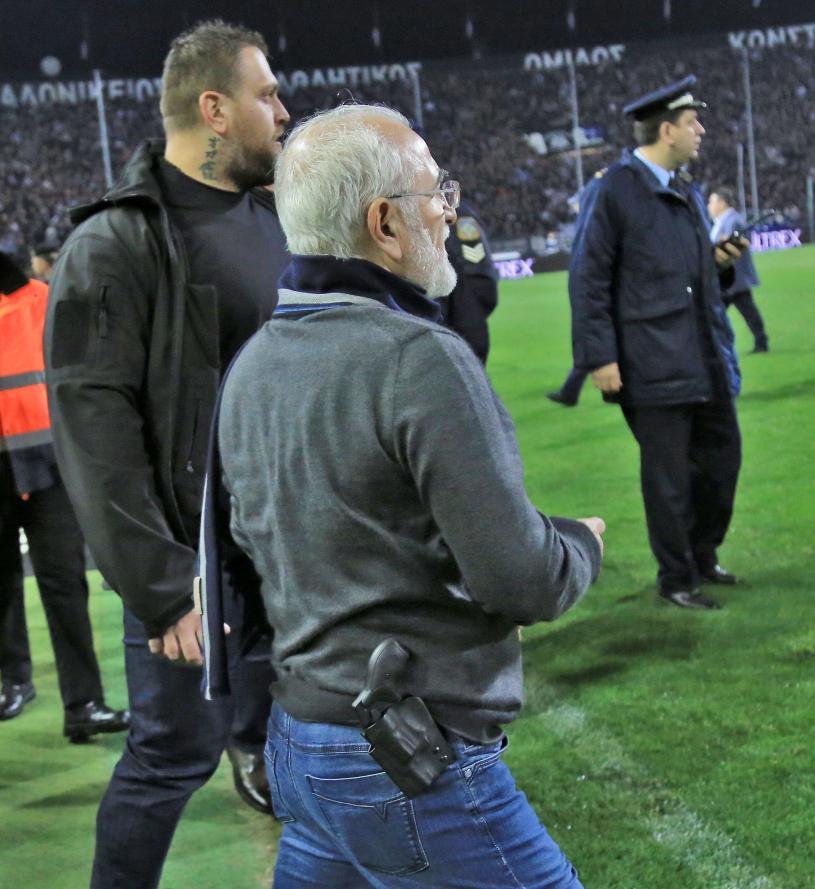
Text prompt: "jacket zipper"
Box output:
[[186, 399, 200, 473], [98, 285, 109, 338]]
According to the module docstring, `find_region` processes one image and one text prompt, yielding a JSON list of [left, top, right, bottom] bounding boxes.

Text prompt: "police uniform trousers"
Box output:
[[621, 399, 741, 593], [0, 455, 104, 707]]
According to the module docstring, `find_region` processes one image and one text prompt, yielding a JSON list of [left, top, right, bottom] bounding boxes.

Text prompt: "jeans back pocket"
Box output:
[[264, 746, 296, 823], [307, 770, 428, 876]]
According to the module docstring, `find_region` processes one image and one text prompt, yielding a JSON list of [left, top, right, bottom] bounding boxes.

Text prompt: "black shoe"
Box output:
[[659, 589, 722, 610], [0, 682, 36, 720], [700, 564, 739, 585], [750, 343, 769, 353], [64, 702, 130, 742], [227, 746, 275, 816], [546, 390, 578, 407]]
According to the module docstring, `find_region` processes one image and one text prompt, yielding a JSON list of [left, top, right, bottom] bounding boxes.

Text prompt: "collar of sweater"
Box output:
[[276, 254, 442, 323]]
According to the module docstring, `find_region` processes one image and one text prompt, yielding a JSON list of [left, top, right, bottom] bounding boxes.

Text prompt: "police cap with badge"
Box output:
[[623, 75, 707, 121]]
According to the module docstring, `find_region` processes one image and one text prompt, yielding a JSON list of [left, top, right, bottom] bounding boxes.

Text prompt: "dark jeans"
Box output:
[[622, 400, 741, 593], [90, 607, 273, 889], [0, 470, 104, 707], [724, 289, 768, 349], [267, 704, 583, 888]]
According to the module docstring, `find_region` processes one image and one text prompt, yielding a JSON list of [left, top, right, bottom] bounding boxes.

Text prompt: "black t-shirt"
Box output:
[[157, 158, 289, 369]]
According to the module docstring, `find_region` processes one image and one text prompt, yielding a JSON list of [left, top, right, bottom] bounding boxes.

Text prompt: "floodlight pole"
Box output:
[[736, 143, 747, 220], [408, 66, 424, 133], [567, 54, 584, 193], [741, 48, 759, 213], [93, 69, 114, 190]]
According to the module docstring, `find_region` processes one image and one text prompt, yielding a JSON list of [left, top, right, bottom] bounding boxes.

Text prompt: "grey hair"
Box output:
[[274, 104, 421, 259]]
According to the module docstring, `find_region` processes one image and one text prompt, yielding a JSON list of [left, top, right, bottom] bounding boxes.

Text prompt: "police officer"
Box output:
[[569, 76, 746, 610], [438, 199, 498, 364]]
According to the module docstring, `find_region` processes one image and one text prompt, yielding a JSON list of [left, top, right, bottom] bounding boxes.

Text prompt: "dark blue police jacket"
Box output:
[[569, 149, 740, 406]]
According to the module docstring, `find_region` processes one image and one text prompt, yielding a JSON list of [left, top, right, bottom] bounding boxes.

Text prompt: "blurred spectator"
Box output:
[[29, 240, 60, 281], [708, 185, 769, 353]]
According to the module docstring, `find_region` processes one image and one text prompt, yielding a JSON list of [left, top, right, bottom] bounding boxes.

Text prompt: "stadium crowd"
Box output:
[[1, 38, 813, 253]]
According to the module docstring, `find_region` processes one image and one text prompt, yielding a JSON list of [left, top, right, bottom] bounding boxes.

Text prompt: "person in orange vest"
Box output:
[[0, 250, 129, 739]]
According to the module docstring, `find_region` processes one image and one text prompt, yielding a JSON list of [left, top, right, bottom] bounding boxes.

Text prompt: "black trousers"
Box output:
[[91, 608, 272, 889], [0, 586, 32, 685], [724, 289, 768, 348], [555, 367, 589, 402], [622, 400, 741, 593], [0, 463, 104, 707]]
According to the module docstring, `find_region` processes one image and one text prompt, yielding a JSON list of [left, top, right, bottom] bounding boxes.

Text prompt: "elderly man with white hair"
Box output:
[[216, 104, 605, 888]]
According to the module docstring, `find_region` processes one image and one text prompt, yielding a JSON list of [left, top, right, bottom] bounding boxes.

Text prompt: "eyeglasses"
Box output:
[[387, 177, 461, 210]]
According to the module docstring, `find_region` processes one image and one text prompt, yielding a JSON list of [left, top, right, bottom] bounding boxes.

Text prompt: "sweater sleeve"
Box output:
[[392, 328, 601, 625]]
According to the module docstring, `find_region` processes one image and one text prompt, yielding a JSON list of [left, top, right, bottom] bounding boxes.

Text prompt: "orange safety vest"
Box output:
[[0, 278, 53, 454]]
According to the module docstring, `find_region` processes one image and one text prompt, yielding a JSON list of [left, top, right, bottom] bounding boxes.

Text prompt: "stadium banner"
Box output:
[[523, 45, 626, 71], [276, 62, 422, 93], [750, 226, 803, 251], [727, 23, 815, 50], [0, 77, 162, 107]]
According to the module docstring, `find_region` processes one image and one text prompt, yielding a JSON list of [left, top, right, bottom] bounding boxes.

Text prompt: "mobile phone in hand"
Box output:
[[727, 210, 776, 247]]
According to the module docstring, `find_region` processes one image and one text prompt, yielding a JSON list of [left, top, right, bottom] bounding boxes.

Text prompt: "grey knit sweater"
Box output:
[[219, 259, 601, 743]]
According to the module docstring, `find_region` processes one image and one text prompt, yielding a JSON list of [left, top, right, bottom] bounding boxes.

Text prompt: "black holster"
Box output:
[[362, 696, 455, 798], [353, 639, 456, 798]]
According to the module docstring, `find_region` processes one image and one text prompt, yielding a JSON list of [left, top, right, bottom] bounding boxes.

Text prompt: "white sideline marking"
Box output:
[[533, 702, 779, 889]]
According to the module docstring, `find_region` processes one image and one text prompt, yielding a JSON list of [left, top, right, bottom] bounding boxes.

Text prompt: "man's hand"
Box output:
[[714, 236, 749, 267], [578, 516, 606, 557], [591, 362, 622, 393], [148, 609, 204, 664]]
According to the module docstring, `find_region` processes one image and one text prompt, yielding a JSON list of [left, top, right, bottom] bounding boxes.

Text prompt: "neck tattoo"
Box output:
[[200, 136, 220, 181]]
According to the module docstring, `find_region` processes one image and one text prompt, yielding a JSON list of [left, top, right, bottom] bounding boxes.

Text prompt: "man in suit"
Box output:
[[708, 186, 768, 353]]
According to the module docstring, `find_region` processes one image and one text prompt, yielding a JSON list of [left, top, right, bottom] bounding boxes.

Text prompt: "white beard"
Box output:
[[401, 206, 458, 298]]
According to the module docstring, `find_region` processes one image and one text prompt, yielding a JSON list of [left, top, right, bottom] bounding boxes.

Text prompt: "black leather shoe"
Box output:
[[546, 390, 578, 407], [64, 702, 130, 742], [0, 682, 36, 720], [227, 746, 275, 815], [659, 589, 722, 610], [700, 565, 739, 585]]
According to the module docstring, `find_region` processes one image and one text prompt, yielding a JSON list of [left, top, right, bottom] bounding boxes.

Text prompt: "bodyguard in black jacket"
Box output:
[[570, 77, 746, 610], [44, 21, 290, 888]]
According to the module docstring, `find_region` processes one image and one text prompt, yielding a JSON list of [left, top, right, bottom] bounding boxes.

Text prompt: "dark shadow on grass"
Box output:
[[522, 601, 703, 691], [21, 782, 110, 808], [739, 379, 815, 403], [0, 758, 67, 784], [547, 660, 628, 686]]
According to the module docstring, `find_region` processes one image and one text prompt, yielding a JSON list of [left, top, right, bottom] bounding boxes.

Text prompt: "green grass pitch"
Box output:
[[1, 246, 813, 887]]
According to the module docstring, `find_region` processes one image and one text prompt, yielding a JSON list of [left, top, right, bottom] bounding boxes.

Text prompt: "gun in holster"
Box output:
[[352, 639, 456, 799]]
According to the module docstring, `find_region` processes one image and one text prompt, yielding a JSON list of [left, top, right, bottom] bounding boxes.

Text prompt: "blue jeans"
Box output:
[[266, 703, 583, 889]]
